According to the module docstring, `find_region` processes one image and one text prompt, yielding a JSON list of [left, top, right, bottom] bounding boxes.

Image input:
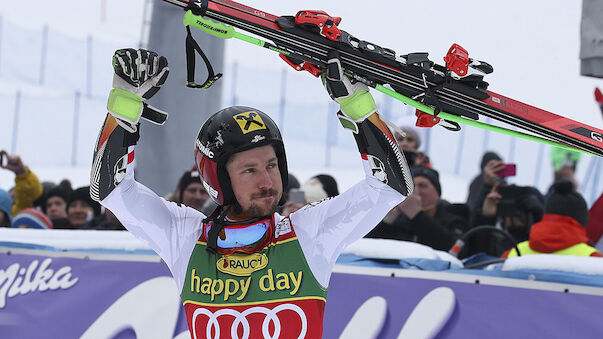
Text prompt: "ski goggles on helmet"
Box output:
[[203, 218, 271, 255]]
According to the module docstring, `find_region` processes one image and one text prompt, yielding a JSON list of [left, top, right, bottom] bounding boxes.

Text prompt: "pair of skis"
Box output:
[[163, 0, 603, 157]]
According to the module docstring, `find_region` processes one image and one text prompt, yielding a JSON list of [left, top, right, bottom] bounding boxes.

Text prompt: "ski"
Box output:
[[162, 0, 603, 157]]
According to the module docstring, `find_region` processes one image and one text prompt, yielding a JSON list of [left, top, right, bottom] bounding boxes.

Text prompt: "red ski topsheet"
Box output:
[[165, 0, 603, 156], [485, 91, 603, 150]]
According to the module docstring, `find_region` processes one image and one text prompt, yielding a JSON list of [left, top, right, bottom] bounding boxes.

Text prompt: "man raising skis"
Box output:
[[91, 48, 412, 338]]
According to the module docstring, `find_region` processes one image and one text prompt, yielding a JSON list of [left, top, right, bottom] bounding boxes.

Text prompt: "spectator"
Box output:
[[547, 147, 581, 193], [278, 173, 302, 217], [466, 182, 544, 257], [67, 186, 101, 229], [0, 151, 43, 216], [301, 174, 339, 203], [366, 166, 469, 251], [0, 189, 12, 227], [34, 181, 57, 210], [503, 180, 602, 257], [466, 151, 502, 213], [174, 168, 209, 212], [42, 185, 70, 221], [394, 126, 430, 166], [83, 208, 126, 230], [11, 208, 53, 229]]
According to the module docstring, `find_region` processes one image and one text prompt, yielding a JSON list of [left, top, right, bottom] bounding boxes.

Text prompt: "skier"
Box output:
[[90, 48, 412, 338]]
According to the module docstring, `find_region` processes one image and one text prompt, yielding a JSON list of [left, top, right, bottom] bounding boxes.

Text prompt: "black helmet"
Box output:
[[195, 106, 288, 206]]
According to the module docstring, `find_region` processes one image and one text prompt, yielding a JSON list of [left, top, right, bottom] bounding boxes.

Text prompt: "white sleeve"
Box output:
[[289, 175, 404, 288], [100, 154, 205, 292]]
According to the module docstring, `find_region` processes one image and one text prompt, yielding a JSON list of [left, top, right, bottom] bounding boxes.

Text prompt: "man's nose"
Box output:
[[257, 169, 273, 189]]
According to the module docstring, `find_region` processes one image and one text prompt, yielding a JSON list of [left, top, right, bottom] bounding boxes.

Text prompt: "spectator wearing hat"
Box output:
[[67, 186, 101, 229], [0, 189, 13, 227], [394, 126, 430, 167], [0, 151, 43, 216], [12, 208, 53, 229], [301, 174, 339, 203], [174, 168, 209, 212], [279, 174, 338, 217], [43, 185, 70, 220], [503, 180, 602, 258], [466, 151, 503, 213], [546, 147, 581, 194], [366, 166, 469, 251]]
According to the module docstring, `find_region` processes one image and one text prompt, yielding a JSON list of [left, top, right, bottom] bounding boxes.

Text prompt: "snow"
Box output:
[[502, 254, 603, 276], [0, 0, 601, 205], [0, 228, 150, 252], [342, 238, 464, 268]]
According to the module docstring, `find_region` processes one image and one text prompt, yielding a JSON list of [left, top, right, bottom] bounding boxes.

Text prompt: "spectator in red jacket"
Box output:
[[503, 180, 602, 258]]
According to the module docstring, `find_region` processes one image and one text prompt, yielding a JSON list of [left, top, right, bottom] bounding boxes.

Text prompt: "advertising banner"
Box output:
[[2, 246, 603, 338]]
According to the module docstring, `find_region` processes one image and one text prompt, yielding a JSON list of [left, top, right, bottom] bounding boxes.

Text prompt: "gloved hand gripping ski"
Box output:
[[107, 49, 170, 132], [323, 52, 414, 196], [91, 49, 170, 202]]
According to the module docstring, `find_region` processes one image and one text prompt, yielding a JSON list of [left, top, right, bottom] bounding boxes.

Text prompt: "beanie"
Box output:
[[69, 186, 101, 217], [545, 180, 589, 227], [480, 151, 502, 171], [411, 166, 442, 196], [42, 185, 70, 213], [399, 126, 421, 149], [12, 208, 53, 229], [0, 189, 13, 225], [177, 169, 203, 202], [313, 174, 339, 198]]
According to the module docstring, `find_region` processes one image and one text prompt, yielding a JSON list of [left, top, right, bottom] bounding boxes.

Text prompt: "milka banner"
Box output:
[[2, 242, 603, 338]]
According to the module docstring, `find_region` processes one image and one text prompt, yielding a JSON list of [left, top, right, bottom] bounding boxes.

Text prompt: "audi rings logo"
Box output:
[[192, 304, 307, 339]]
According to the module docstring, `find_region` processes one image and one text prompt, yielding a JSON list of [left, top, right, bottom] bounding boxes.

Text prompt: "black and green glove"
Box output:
[[107, 48, 169, 132], [322, 51, 377, 132]]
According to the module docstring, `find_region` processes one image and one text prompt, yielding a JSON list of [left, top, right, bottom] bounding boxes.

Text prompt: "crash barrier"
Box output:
[[1, 229, 603, 338]]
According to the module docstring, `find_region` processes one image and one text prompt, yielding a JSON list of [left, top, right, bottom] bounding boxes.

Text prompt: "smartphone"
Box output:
[[496, 163, 516, 178], [289, 188, 305, 204]]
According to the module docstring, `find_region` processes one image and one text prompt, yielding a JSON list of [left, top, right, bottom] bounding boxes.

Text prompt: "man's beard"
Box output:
[[233, 188, 280, 218]]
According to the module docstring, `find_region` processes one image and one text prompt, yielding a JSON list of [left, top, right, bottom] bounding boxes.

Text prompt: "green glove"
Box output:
[[107, 49, 170, 132], [322, 51, 377, 122]]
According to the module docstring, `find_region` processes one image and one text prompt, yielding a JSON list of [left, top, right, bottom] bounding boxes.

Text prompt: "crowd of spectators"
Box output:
[[1, 120, 602, 262]]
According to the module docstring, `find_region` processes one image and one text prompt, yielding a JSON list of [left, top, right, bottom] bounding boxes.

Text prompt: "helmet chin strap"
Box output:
[[205, 206, 231, 254]]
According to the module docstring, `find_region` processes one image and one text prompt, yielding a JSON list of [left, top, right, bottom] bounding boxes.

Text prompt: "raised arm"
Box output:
[[291, 52, 413, 287], [90, 49, 204, 291]]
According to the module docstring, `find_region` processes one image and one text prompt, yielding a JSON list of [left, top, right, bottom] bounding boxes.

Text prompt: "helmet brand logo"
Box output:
[[196, 139, 215, 159], [217, 253, 268, 276], [233, 111, 267, 134], [251, 135, 266, 143]]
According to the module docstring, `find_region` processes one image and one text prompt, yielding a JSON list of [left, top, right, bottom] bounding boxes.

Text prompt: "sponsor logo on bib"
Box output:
[[217, 253, 268, 276]]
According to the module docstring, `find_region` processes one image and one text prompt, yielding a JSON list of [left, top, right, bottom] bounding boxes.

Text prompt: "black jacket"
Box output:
[[366, 200, 469, 251]]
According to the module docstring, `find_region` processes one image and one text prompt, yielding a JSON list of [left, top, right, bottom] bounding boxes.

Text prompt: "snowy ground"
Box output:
[[0, 0, 601, 205]]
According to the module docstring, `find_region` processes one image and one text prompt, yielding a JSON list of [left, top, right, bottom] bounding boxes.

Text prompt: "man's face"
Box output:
[[395, 132, 418, 152], [46, 196, 67, 219], [181, 182, 209, 212], [68, 200, 93, 228], [413, 176, 439, 210], [226, 145, 282, 220]]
